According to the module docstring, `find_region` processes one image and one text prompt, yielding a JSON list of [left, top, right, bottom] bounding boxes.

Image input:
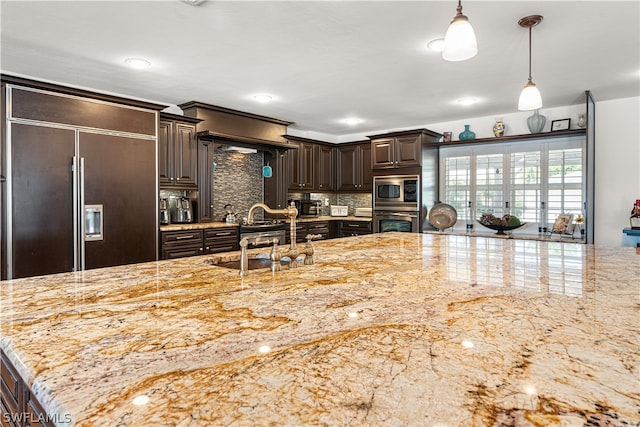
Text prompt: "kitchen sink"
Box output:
[[207, 256, 289, 271]]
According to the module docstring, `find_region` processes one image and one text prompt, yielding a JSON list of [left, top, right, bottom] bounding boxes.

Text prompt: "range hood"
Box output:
[[197, 130, 297, 152]]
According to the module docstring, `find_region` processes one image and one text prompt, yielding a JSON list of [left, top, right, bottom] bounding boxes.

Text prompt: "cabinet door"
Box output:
[[359, 143, 373, 192], [337, 144, 359, 191], [264, 150, 288, 211], [197, 139, 215, 222], [288, 142, 314, 190], [174, 123, 198, 188], [315, 145, 335, 191], [158, 120, 173, 187], [372, 138, 395, 169], [395, 135, 421, 167]]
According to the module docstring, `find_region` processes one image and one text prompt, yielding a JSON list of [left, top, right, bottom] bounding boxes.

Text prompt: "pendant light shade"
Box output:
[[517, 15, 543, 111], [442, 0, 477, 62]]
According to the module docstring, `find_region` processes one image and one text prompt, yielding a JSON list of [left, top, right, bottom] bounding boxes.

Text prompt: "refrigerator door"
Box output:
[[9, 123, 76, 278], [79, 132, 156, 270]]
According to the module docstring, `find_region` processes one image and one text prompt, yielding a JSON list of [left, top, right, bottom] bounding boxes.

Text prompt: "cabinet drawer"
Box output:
[[25, 390, 55, 427], [162, 247, 203, 260], [342, 221, 371, 230], [1, 355, 20, 414], [0, 397, 17, 427], [203, 244, 238, 255], [161, 230, 203, 246], [204, 228, 238, 239]]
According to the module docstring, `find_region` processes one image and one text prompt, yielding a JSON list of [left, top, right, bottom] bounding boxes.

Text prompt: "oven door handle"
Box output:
[[378, 212, 419, 218]]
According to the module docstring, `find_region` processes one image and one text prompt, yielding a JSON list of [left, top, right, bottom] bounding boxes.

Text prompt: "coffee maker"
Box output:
[[173, 197, 193, 223], [159, 198, 170, 225]]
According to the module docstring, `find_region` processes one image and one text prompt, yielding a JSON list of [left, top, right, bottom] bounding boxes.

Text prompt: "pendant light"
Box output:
[[517, 15, 543, 111], [442, 0, 477, 62]]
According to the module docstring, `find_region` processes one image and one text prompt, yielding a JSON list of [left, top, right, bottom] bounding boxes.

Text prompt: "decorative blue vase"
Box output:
[[527, 110, 546, 134], [458, 124, 476, 140]]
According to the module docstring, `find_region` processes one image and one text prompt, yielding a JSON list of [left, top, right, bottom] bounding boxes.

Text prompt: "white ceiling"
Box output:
[[1, 1, 639, 141]]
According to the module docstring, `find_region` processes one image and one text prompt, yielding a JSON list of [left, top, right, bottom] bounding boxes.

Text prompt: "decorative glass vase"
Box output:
[[458, 124, 476, 140], [493, 118, 505, 137], [527, 110, 546, 134]]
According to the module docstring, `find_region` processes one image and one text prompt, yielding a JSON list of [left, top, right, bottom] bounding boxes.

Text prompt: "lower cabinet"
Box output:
[[286, 221, 331, 244], [161, 227, 239, 260], [340, 220, 372, 237], [1, 350, 56, 427], [203, 228, 239, 254]]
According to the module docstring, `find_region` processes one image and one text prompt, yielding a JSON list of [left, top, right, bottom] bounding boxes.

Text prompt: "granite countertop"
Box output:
[[160, 216, 371, 232], [1, 233, 638, 426]]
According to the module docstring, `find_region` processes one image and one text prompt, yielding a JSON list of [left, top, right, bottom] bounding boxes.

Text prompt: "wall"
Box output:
[[212, 150, 264, 222], [593, 96, 640, 247]]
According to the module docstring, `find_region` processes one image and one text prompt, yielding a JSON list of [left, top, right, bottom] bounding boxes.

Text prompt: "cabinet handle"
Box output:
[[176, 177, 180, 181], [176, 235, 195, 240], [205, 247, 210, 251], [199, 248, 204, 252], [216, 232, 232, 236]]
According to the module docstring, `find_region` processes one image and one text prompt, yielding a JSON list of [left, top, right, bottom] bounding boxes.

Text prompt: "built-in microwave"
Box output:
[[373, 175, 420, 212]]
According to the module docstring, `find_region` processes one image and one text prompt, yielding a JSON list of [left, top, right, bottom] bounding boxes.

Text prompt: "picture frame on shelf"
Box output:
[[551, 213, 574, 236], [551, 118, 571, 131]]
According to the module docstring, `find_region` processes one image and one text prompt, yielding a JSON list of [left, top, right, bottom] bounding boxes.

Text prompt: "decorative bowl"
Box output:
[[476, 221, 527, 235], [429, 203, 457, 230]]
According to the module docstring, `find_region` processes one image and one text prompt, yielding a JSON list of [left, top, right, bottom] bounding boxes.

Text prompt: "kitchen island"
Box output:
[[1, 233, 638, 426]]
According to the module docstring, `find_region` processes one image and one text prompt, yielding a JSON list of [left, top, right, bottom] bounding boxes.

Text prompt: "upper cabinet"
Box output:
[[337, 141, 372, 192], [284, 136, 336, 192], [315, 144, 336, 191], [287, 139, 315, 190], [159, 113, 201, 189], [370, 129, 441, 171]]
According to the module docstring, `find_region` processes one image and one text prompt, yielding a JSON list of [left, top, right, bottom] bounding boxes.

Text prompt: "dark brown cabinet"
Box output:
[[315, 144, 336, 191], [337, 142, 372, 192], [197, 138, 215, 222], [159, 113, 200, 189], [160, 227, 239, 260], [161, 230, 204, 259], [264, 149, 289, 211], [369, 129, 441, 171], [204, 228, 239, 254], [286, 220, 331, 244], [1, 350, 55, 427], [287, 140, 315, 190], [340, 220, 372, 237], [372, 135, 421, 169]]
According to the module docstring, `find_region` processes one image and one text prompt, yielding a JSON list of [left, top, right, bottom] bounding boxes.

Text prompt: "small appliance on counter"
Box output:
[[289, 199, 322, 217], [173, 197, 193, 223], [355, 207, 372, 217], [159, 198, 170, 225], [330, 205, 349, 217]]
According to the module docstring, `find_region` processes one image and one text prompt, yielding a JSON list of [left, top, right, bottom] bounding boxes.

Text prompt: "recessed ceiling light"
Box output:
[[181, 0, 206, 5], [124, 57, 151, 70], [253, 94, 273, 103], [456, 97, 477, 106], [427, 38, 445, 52], [342, 118, 363, 125]]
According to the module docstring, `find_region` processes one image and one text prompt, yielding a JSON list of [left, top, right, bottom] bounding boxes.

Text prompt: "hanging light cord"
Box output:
[[527, 25, 533, 82]]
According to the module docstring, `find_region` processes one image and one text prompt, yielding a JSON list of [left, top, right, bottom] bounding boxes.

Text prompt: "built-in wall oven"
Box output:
[[373, 175, 421, 233]]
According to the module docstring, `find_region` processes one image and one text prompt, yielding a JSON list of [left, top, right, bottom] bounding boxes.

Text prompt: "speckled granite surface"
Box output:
[[1, 233, 638, 426]]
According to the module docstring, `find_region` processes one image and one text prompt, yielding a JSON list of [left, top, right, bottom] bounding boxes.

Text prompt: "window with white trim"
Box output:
[[439, 136, 586, 237]]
